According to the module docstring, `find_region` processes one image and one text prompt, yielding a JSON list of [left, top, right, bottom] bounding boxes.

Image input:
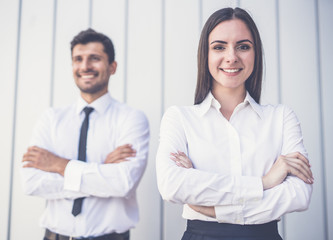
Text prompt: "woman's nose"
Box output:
[[225, 48, 238, 63]]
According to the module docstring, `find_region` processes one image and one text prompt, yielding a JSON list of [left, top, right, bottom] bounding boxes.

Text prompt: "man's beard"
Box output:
[[77, 81, 108, 94]]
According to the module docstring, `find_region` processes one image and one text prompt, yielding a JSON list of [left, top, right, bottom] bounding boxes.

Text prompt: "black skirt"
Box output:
[[181, 220, 282, 240]]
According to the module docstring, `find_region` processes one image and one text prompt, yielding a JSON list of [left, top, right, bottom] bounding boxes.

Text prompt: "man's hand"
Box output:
[[22, 146, 69, 176], [104, 144, 136, 164], [262, 152, 314, 190]]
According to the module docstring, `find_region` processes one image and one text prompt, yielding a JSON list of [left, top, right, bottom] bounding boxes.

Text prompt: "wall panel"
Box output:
[[91, 0, 126, 102], [202, 0, 238, 25], [239, 1, 284, 235], [240, 0, 280, 105], [10, 0, 55, 239], [0, 0, 20, 239], [279, 0, 325, 239], [318, 0, 333, 239], [126, 0, 162, 239], [163, 0, 200, 239], [53, 0, 90, 108]]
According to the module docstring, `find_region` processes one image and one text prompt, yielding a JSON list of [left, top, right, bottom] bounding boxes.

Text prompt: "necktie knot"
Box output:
[[83, 106, 94, 116]]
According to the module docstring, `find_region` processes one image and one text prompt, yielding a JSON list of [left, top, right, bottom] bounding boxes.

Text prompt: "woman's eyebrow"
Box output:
[[210, 39, 253, 45], [210, 40, 227, 45], [237, 39, 253, 44]]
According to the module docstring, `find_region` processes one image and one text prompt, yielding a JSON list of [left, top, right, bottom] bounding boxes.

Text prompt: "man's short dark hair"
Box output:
[[71, 28, 115, 63]]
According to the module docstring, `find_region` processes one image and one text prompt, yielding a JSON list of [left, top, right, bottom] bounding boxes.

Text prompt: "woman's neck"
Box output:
[[212, 86, 246, 121]]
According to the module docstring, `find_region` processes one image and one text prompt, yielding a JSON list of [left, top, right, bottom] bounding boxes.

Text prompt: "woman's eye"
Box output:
[[237, 44, 251, 51], [213, 45, 225, 50]]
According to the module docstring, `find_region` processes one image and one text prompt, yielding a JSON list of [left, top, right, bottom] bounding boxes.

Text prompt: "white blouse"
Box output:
[[156, 91, 312, 225]]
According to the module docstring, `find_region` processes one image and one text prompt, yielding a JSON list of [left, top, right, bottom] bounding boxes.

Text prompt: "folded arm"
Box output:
[[156, 107, 263, 206], [157, 106, 313, 224], [21, 109, 149, 200]]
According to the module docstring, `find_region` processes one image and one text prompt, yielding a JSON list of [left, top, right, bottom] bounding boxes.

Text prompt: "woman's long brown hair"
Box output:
[[194, 7, 263, 104]]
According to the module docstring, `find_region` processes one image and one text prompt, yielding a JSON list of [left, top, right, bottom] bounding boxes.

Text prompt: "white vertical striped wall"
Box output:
[[1, 0, 332, 239]]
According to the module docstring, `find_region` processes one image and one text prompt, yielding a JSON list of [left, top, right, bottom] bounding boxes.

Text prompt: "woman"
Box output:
[[156, 7, 313, 240]]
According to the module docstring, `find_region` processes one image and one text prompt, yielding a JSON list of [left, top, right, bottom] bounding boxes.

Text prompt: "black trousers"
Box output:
[[181, 220, 282, 240]]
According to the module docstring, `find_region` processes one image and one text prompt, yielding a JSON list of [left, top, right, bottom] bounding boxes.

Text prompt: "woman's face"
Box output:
[[208, 19, 255, 93]]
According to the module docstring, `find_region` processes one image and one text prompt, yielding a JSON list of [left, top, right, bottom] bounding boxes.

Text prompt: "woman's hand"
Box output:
[[262, 152, 314, 190], [170, 151, 193, 168], [188, 205, 216, 218], [170, 151, 216, 218]]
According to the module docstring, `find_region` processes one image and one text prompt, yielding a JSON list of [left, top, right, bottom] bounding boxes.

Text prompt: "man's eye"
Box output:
[[91, 56, 101, 61], [73, 58, 82, 63]]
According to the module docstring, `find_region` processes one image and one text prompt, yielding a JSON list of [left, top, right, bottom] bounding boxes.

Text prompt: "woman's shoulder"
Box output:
[[163, 104, 198, 117], [259, 102, 296, 118]]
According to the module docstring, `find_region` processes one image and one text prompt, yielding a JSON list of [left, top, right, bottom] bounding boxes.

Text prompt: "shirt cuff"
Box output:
[[215, 204, 244, 224], [63, 160, 86, 192]]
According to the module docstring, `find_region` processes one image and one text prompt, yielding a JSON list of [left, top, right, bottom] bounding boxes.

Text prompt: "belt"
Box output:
[[45, 229, 129, 240], [186, 220, 281, 238]]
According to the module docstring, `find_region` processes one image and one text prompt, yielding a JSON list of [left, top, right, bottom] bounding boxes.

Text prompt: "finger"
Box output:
[[116, 144, 134, 151], [285, 160, 313, 183], [285, 158, 312, 179], [120, 147, 136, 154], [29, 146, 43, 153], [119, 152, 136, 158], [170, 156, 186, 168], [172, 156, 192, 169], [108, 159, 129, 164], [107, 146, 136, 159], [285, 157, 313, 179], [171, 152, 193, 168], [177, 151, 187, 157], [177, 156, 193, 168], [105, 153, 135, 163], [22, 160, 35, 168], [286, 152, 310, 166], [22, 152, 38, 162], [289, 167, 313, 184]]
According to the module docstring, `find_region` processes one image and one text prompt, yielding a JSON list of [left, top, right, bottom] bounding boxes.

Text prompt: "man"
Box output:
[[21, 28, 149, 240]]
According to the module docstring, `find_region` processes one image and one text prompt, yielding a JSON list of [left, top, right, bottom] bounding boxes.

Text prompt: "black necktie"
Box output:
[[72, 106, 94, 216]]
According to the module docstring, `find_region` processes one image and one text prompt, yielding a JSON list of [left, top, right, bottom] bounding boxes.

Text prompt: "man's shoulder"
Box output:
[[111, 99, 146, 115], [41, 103, 76, 120], [109, 100, 148, 124]]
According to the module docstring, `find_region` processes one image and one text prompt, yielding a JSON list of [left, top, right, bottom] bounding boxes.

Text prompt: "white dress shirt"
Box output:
[[156, 91, 312, 225], [21, 93, 149, 237]]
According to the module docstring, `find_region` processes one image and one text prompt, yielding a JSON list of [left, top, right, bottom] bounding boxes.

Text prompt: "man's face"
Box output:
[[72, 42, 116, 97]]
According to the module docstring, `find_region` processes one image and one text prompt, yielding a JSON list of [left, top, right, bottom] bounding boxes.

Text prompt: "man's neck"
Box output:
[[80, 90, 108, 104]]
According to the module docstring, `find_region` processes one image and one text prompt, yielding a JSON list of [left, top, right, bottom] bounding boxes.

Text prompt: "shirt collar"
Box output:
[[196, 91, 263, 119], [244, 92, 263, 119], [196, 92, 219, 116], [76, 92, 113, 115]]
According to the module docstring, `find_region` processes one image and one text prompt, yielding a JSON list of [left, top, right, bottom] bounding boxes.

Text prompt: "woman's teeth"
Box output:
[[222, 68, 241, 73]]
